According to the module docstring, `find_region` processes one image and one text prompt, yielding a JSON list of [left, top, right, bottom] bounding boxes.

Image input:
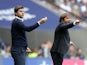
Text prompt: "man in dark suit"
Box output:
[[50, 13, 80, 65], [11, 6, 47, 65]]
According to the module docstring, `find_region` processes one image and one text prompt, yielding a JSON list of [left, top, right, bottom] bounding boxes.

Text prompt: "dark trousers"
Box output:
[[51, 52, 64, 65], [11, 47, 26, 65]]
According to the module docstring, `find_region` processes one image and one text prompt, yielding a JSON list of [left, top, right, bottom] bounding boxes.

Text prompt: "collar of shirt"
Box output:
[[15, 16, 24, 22]]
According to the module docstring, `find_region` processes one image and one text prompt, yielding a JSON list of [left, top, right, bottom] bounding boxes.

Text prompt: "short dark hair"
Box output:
[[14, 5, 24, 13], [59, 13, 70, 22]]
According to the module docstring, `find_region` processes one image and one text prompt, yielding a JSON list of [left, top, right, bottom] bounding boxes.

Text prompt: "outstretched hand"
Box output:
[[38, 17, 47, 24], [75, 19, 80, 25]]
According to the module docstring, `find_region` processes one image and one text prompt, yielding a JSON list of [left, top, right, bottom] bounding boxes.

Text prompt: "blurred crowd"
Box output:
[[0, 38, 11, 58], [0, 37, 85, 60], [64, 41, 85, 60], [36, 0, 87, 21], [56, 0, 87, 20], [27, 40, 52, 58]]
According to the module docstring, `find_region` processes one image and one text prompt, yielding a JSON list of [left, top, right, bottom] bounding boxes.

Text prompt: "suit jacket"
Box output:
[[51, 22, 75, 54], [11, 18, 39, 49]]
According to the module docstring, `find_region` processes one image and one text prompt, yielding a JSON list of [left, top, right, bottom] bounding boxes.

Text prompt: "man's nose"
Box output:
[[22, 12, 24, 14]]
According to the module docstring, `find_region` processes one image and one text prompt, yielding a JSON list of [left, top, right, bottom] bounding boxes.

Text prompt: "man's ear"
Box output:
[[61, 19, 64, 22], [63, 18, 65, 21], [15, 12, 17, 16]]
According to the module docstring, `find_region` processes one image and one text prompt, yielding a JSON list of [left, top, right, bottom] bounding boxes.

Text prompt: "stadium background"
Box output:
[[0, 0, 87, 65]]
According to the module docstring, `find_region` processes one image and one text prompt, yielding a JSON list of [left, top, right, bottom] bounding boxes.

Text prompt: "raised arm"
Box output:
[[16, 17, 47, 32]]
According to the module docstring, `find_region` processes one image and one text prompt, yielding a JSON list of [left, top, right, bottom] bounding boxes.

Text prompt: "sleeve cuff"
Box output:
[[73, 22, 76, 25], [37, 21, 40, 25]]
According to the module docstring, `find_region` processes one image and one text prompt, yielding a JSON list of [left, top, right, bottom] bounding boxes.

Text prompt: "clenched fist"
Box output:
[[38, 17, 47, 24], [75, 19, 80, 25]]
